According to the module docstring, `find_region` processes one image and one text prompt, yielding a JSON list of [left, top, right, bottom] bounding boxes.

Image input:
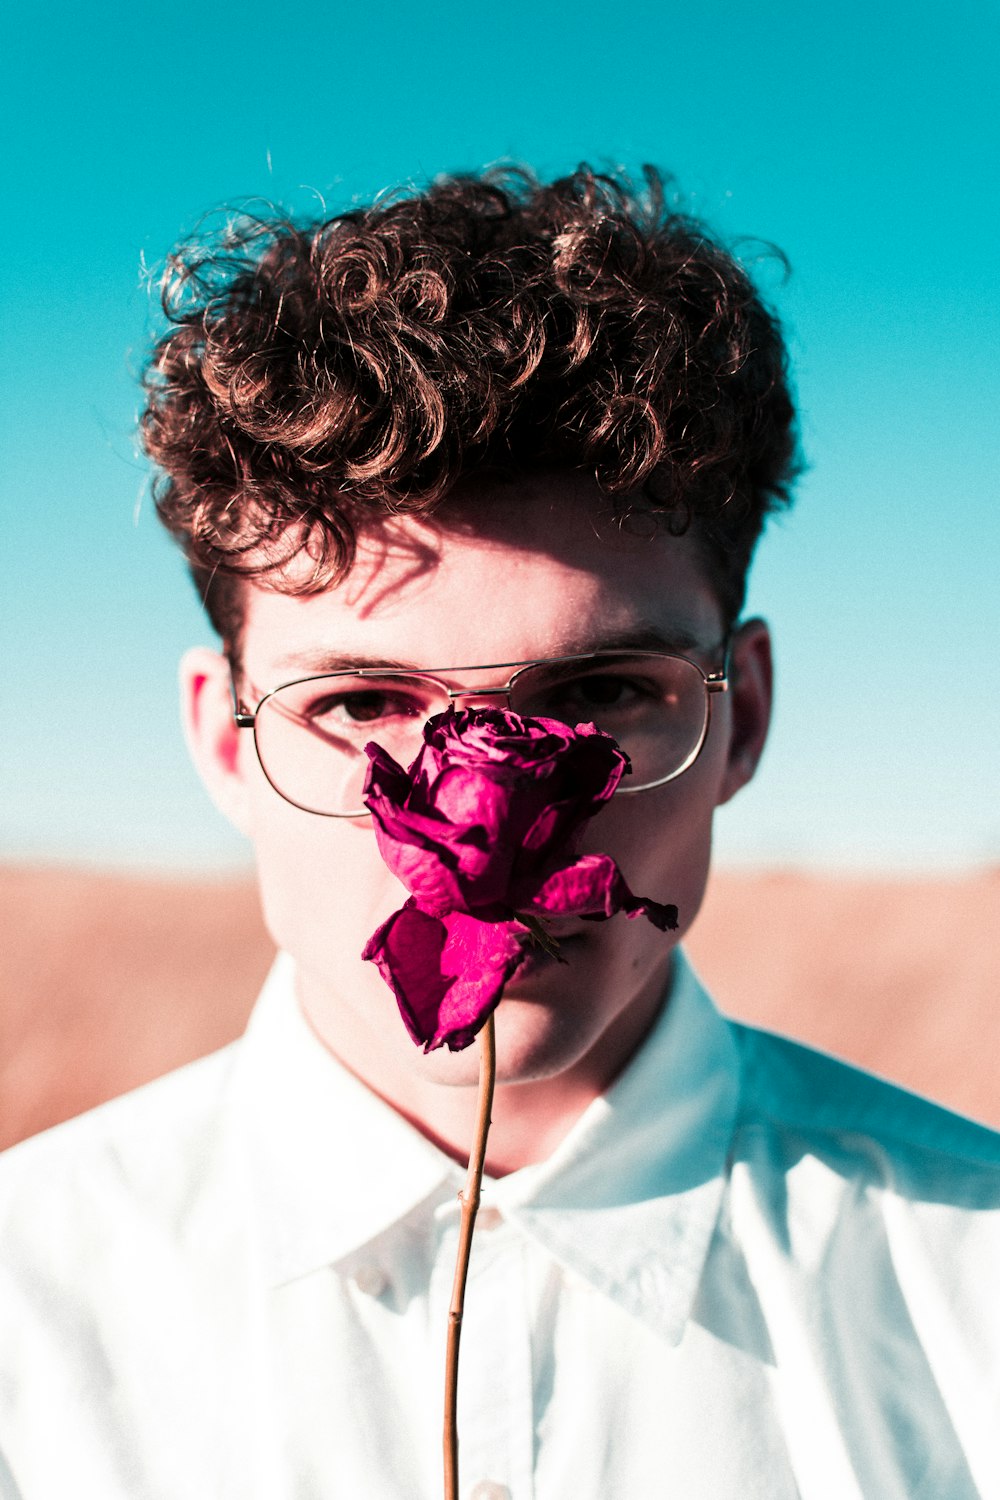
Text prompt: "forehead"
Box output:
[[240, 473, 725, 677]]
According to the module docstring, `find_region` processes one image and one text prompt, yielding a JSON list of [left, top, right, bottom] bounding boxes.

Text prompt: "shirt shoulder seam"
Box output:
[[727, 1018, 1000, 1168]]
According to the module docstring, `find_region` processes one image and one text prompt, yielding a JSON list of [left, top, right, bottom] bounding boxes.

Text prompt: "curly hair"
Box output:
[[141, 164, 799, 647]]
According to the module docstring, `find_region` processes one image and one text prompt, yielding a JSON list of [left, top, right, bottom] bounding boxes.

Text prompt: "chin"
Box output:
[[406, 987, 591, 1089], [504, 989, 622, 1086], [492, 1007, 594, 1085]]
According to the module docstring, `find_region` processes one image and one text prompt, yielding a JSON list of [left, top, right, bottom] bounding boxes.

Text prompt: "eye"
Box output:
[[533, 668, 656, 719], [564, 673, 643, 708], [303, 685, 427, 728]]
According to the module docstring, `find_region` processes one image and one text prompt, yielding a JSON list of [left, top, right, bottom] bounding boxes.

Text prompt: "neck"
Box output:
[[295, 955, 672, 1176]]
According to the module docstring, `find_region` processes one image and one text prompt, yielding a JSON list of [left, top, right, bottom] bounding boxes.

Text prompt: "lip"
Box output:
[[513, 929, 586, 976], [519, 913, 589, 939]]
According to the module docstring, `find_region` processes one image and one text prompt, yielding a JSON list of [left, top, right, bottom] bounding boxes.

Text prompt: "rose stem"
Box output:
[[443, 1012, 497, 1500]]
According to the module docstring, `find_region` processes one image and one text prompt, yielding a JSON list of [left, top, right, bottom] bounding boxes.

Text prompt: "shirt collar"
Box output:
[[231, 952, 458, 1286], [232, 948, 740, 1345]]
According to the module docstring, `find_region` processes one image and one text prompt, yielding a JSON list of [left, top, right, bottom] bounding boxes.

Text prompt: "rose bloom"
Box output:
[[365, 710, 632, 920], [180, 472, 771, 1172], [363, 708, 676, 1051]]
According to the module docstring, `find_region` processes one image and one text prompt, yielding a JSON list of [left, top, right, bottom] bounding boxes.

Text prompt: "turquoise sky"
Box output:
[[4, 0, 998, 872]]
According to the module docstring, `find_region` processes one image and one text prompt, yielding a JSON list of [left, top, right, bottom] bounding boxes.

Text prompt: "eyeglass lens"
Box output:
[[252, 654, 711, 815]]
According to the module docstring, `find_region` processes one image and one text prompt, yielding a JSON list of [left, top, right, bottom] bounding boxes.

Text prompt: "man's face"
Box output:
[[184, 473, 770, 1093]]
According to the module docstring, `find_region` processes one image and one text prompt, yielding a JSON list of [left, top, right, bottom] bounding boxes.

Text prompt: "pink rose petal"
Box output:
[[363, 900, 527, 1051], [362, 707, 677, 1048], [515, 852, 679, 929], [366, 747, 519, 915]]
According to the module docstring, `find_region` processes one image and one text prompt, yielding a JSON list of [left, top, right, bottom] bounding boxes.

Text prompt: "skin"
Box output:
[[182, 473, 772, 1174]]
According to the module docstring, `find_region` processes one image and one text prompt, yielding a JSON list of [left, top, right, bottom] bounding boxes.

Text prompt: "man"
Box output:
[[2, 166, 998, 1499]]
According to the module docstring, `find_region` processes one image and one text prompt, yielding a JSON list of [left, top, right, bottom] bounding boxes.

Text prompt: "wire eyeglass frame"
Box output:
[[231, 643, 732, 818]]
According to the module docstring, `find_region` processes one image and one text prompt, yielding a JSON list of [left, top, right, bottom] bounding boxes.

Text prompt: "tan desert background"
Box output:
[[1, 862, 998, 1150]]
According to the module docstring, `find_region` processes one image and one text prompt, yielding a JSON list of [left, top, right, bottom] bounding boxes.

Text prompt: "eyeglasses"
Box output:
[[232, 646, 731, 817]]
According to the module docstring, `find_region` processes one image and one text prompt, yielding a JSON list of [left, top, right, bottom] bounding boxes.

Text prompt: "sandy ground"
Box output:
[[1, 863, 998, 1149]]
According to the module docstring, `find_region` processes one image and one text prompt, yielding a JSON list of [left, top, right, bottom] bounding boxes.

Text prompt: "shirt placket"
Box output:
[[430, 1204, 535, 1500]]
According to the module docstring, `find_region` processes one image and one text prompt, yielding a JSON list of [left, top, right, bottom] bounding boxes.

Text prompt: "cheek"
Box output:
[[246, 780, 407, 973], [580, 751, 724, 943]]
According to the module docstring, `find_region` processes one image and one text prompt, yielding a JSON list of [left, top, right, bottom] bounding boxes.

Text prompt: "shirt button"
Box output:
[[351, 1264, 387, 1297], [468, 1484, 511, 1500], [476, 1205, 504, 1231]]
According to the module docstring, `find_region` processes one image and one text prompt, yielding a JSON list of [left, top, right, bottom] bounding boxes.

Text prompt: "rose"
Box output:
[[365, 710, 634, 918], [361, 707, 677, 1052], [360, 711, 678, 1500]]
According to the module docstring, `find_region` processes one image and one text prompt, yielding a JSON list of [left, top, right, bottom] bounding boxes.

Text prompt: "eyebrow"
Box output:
[[272, 623, 712, 676]]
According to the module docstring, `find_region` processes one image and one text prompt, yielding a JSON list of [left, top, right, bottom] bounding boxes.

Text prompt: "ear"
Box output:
[[716, 617, 773, 807], [179, 646, 253, 836]]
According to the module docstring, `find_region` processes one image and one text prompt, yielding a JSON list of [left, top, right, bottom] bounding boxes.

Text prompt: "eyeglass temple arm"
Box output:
[[705, 633, 735, 693], [231, 669, 255, 729], [231, 678, 352, 752]]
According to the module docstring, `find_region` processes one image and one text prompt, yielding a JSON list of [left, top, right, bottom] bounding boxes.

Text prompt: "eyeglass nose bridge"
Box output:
[[445, 684, 514, 704]]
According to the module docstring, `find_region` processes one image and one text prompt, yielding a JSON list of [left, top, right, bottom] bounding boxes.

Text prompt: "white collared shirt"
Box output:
[[1, 952, 999, 1499]]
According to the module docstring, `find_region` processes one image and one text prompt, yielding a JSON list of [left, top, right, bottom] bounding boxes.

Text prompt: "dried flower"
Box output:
[[362, 708, 677, 1050]]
